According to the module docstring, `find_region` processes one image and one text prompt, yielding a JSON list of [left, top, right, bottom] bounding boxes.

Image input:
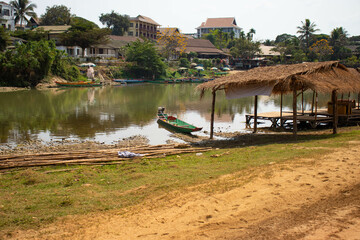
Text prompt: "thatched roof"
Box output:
[[198, 61, 360, 95]]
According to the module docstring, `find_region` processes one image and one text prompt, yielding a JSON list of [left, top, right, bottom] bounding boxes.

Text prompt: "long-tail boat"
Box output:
[[55, 81, 102, 87], [157, 107, 202, 133], [113, 79, 146, 84]]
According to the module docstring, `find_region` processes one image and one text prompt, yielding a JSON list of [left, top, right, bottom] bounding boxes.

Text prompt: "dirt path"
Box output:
[[5, 143, 360, 240]]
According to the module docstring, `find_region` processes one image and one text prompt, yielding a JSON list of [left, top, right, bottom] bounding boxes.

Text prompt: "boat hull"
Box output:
[[113, 79, 146, 84], [157, 117, 202, 133], [55, 81, 102, 87]]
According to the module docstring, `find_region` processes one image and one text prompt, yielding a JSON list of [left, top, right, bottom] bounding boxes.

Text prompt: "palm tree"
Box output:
[[297, 19, 319, 50], [330, 27, 348, 47], [247, 28, 256, 41], [10, 0, 37, 28]]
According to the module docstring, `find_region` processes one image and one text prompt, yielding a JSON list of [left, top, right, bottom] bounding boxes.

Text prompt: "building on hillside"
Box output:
[[27, 17, 40, 29], [125, 15, 160, 40], [88, 35, 142, 59], [0, 1, 15, 31], [196, 17, 242, 39], [157, 27, 180, 36], [345, 45, 360, 57], [33, 25, 83, 57], [231, 45, 283, 69], [183, 39, 228, 59], [34, 25, 71, 44]]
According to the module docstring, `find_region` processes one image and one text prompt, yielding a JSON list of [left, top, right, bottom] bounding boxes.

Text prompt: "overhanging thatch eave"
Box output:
[[197, 61, 360, 96]]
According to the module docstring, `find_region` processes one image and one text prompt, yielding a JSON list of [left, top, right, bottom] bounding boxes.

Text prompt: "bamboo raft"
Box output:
[[0, 144, 212, 171]]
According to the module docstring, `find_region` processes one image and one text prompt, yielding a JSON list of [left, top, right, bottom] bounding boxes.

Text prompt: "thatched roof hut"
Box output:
[[197, 61, 360, 138], [198, 61, 360, 95]]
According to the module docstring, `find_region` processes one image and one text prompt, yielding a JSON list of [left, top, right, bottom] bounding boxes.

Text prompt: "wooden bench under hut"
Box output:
[[197, 61, 360, 139]]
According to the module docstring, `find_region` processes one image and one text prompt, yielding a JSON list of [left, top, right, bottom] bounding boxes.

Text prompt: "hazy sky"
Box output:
[[31, 0, 360, 40]]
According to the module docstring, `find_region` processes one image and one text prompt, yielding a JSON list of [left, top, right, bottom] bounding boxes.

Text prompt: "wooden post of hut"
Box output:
[[280, 92, 283, 127], [301, 89, 304, 115], [311, 91, 315, 115], [293, 88, 298, 138], [253, 95, 258, 133], [332, 90, 338, 134], [210, 90, 216, 139], [315, 92, 318, 122]]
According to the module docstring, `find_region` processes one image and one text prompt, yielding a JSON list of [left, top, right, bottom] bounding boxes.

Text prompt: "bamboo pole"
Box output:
[[210, 90, 216, 139], [0, 147, 213, 170], [253, 95, 258, 133], [332, 90, 338, 134]]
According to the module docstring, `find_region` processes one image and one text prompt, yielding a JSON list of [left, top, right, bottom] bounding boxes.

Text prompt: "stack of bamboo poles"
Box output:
[[0, 144, 212, 170]]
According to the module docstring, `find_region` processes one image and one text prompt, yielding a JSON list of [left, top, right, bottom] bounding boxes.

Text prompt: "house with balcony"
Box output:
[[87, 35, 142, 59], [125, 15, 160, 40], [0, 1, 15, 31], [196, 17, 242, 39]]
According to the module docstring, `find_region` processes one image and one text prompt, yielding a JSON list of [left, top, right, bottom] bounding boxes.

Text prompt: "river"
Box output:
[[0, 83, 335, 146]]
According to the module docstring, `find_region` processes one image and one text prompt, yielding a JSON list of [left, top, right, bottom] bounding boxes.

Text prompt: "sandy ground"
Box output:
[[3, 141, 359, 240]]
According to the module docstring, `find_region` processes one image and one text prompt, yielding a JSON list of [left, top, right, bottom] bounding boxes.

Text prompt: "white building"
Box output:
[[196, 17, 242, 39], [0, 1, 15, 31]]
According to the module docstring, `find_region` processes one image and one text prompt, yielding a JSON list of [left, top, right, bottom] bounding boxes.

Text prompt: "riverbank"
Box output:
[[0, 127, 359, 239]]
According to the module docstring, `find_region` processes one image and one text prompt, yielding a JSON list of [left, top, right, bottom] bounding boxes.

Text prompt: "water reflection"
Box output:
[[0, 84, 338, 145]]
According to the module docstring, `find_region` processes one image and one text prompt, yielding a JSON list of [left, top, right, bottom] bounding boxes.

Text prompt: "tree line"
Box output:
[[1, 1, 359, 87]]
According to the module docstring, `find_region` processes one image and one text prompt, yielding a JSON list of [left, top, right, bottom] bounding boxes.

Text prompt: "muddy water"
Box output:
[[0, 84, 332, 146]]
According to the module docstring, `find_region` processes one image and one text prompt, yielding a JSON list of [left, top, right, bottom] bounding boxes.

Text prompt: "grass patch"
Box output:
[[0, 129, 359, 232]]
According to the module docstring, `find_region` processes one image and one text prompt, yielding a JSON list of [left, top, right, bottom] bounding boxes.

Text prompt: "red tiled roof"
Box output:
[[158, 28, 180, 35], [197, 17, 240, 29], [131, 15, 160, 26], [108, 35, 141, 42]]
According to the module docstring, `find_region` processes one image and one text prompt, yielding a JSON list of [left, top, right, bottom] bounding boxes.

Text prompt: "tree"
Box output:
[[41, 5, 72, 26], [10, 0, 37, 28], [99, 11, 130, 36], [309, 39, 334, 61], [11, 28, 47, 41], [157, 28, 187, 60], [330, 27, 351, 60], [247, 28, 256, 41], [297, 19, 319, 50], [275, 33, 297, 44], [61, 17, 110, 57], [263, 39, 274, 46], [0, 28, 10, 51], [0, 40, 55, 87], [202, 29, 234, 49], [230, 38, 260, 59], [125, 40, 166, 79]]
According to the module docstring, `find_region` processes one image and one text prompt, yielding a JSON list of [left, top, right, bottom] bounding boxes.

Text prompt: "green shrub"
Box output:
[[0, 40, 82, 86]]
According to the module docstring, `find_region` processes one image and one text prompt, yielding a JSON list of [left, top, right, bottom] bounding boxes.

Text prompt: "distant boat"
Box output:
[[157, 107, 202, 133], [113, 79, 146, 84], [55, 81, 102, 87]]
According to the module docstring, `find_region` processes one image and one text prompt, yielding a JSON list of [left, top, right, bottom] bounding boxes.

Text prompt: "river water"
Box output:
[[0, 84, 334, 146]]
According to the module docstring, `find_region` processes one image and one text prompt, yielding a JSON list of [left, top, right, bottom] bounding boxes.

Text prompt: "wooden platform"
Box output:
[[245, 108, 360, 129]]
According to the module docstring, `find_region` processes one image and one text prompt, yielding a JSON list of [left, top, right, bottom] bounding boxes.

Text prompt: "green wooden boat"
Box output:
[[55, 81, 102, 87], [157, 108, 202, 133]]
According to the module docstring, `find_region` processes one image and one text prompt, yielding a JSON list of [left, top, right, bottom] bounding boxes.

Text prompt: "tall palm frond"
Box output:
[[297, 19, 319, 49], [10, 0, 37, 27]]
